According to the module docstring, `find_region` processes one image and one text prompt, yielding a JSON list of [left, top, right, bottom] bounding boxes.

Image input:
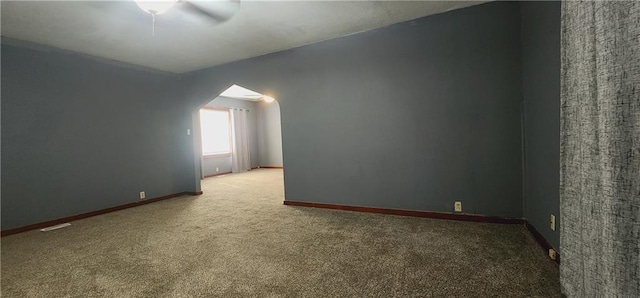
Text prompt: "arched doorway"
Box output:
[[194, 84, 283, 191]]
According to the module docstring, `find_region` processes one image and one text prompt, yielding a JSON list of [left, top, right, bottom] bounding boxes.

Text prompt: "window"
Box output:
[[200, 108, 231, 156]]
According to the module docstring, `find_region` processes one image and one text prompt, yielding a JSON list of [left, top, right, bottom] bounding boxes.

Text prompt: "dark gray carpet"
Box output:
[[1, 169, 560, 297]]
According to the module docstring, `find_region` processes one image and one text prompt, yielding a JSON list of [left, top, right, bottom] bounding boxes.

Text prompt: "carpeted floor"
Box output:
[[1, 169, 561, 297]]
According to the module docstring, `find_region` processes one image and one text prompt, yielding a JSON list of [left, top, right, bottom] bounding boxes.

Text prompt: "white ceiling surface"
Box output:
[[220, 84, 264, 101], [1, 1, 485, 74]]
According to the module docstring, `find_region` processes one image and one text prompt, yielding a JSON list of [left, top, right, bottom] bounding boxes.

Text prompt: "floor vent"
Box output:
[[40, 223, 71, 232]]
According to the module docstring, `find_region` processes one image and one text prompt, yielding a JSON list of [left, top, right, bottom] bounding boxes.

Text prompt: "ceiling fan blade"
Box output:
[[179, 0, 240, 23]]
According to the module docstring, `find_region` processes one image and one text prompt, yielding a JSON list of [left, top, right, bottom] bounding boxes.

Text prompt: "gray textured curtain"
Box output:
[[560, 1, 640, 297], [231, 108, 251, 173]]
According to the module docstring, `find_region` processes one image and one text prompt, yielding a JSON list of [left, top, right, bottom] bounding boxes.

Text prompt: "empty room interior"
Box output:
[[1, 1, 638, 297]]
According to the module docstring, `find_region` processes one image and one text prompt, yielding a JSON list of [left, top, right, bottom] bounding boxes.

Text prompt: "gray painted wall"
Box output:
[[256, 100, 283, 167], [2, 2, 562, 235], [520, 1, 561, 250], [1, 42, 196, 229], [184, 2, 524, 217], [201, 96, 259, 176]]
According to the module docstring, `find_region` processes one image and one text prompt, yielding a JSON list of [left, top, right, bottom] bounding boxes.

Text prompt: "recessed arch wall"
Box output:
[[256, 99, 283, 168]]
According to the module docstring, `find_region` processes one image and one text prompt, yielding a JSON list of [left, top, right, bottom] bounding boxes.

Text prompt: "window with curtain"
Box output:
[[199, 108, 231, 156]]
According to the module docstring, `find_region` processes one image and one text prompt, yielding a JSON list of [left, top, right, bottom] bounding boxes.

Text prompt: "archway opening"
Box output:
[[193, 84, 283, 192]]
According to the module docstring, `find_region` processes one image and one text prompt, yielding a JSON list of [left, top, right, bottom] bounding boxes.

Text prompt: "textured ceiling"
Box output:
[[1, 1, 485, 74]]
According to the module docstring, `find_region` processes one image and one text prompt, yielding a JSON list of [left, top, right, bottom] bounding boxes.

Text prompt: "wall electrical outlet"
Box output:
[[454, 201, 462, 212], [216, 167, 220, 172], [139, 191, 146, 199], [551, 214, 556, 231], [549, 249, 557, 260], [187, 129, 191, 136]]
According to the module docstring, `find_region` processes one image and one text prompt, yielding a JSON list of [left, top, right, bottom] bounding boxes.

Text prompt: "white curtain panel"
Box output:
[[231, 109, 251, 173], [560, 1, 640, 297]]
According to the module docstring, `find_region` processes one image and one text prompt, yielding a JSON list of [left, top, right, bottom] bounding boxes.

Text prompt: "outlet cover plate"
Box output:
[[549, 249, 557, 260], [454, 201, 462, 212]]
